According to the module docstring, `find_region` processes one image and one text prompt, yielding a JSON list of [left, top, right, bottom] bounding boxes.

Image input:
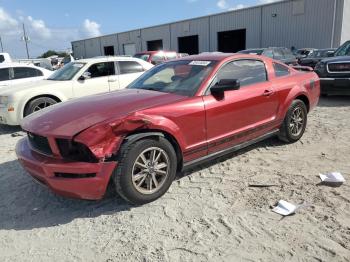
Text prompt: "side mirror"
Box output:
[[78, 71, 91, 81], [211, 79, 240, 95]]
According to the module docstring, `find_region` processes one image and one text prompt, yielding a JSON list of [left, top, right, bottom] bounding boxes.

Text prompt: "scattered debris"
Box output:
[[319, 172, 345, 184], [11, 132, 24, 137], [248, 184, 280, 188], [272, 200, 309, 216]]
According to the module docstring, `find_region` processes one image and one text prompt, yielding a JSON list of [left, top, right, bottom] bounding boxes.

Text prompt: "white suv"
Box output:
[[0, 63, 53, 87], [0, 56, 153, 125]]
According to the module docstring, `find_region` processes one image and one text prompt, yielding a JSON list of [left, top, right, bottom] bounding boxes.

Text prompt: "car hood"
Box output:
[[21, 89, 187, 138], [0, 80, 66, 96], [320, 56, 350, 63], [300, 57, 320, 62]]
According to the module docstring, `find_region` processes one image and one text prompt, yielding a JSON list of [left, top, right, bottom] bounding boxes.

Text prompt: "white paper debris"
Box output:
[[272, 200, 298, 216], [319, 172, 345, 183]]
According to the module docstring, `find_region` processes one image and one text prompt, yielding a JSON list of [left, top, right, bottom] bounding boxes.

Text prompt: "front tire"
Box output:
[[24, 97, 57, 117], [112, 137, 177, 205], [278, 99, 307, 143]]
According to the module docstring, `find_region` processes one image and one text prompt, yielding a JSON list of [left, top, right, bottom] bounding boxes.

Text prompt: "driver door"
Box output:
[[73, 62, 114, 98], [203, 59, 280, 153]]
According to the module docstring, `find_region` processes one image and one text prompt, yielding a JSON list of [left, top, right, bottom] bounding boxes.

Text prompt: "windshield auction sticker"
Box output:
[[189, 61, 211, 66]]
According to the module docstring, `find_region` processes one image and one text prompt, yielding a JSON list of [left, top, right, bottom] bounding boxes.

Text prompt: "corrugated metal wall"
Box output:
[[262, 0, 338, 49], [341, 0, 350, 44], [84, 38, 102, 57], [170, 17, 209, 53], [100, 34, 119, 55], [71, 41, 85, 59], [72, 0, 345, 58], [118, 30, 142, 54], [141, 25, 171, 50], [209, 7, 261, 51]]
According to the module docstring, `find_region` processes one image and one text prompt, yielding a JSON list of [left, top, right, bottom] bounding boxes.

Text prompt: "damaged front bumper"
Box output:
[[16, 138, 117, 200]]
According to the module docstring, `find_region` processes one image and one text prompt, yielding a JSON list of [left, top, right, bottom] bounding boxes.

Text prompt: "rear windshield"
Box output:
[[238, 49, 264, 55]]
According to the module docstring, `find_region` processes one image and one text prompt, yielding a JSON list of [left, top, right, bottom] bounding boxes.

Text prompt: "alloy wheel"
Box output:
[[33, 101, 54, 112], [289, 106, 305, 136], [131, 147, 170, 195]]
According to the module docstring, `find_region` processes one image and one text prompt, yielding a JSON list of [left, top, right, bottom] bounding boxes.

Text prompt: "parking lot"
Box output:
[[0, 96, 349, 262]]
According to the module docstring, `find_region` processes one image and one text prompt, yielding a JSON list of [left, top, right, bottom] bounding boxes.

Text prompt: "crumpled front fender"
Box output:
[[74, 112, 184, 160]]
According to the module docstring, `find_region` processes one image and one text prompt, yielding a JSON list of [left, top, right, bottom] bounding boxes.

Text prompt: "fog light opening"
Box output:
[[54, 173, 96, 179]]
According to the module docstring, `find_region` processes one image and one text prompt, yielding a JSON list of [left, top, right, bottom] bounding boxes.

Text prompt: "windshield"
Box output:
[[134, 54, 150, 61], [335, 41, 350, 56], [296, 50, 311, 56], [48, 62, 85, 81], [128, 60, 217, 96]]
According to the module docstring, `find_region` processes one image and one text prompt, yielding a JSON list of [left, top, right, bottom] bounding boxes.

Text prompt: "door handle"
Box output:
[[108, 79, 117, 82], [262, 89, 274, 96]]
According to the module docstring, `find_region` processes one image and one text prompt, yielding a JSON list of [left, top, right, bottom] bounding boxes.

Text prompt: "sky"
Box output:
[[0, 0, 279, 58]]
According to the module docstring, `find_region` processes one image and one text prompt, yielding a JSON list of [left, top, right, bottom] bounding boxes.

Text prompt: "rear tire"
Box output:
[[278, 99, 307, 143], [24, 97, 57, 117], [112, 137, 177, 205]]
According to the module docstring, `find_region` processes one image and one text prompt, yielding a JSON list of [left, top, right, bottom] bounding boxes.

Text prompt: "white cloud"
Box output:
[[26, 16, 52, 39], [229, 4, 245, 10], [258, 0, 280, 3], [217, 0, 228, 9], [81, 19, 101, 38], [0, 7, 18, 32], [0, 6, 103, 58]]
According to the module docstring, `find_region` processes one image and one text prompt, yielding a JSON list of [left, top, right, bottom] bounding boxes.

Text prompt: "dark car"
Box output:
[[16, 53, 320, 205], [299, 49, 336, 69], [295, 48, 317, 59], [238, 47, 298, 66], [314, 41, 350, 95]]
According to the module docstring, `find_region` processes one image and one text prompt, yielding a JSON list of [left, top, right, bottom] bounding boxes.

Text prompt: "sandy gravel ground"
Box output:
[[0, 97, 349, 262]]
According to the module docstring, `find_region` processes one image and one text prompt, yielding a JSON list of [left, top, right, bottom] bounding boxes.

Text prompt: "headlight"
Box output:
[[0, 96, 8, 105], [315, 62, 325, 71]]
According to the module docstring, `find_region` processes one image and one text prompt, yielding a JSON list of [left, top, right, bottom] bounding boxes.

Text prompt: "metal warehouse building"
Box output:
[[71, 0, 350, 58]]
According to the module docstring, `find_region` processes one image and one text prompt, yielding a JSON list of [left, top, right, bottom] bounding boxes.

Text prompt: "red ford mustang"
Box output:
[[16, 53, 320, 205]]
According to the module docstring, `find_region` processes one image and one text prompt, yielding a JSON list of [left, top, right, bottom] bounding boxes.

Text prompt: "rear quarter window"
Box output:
[[13, 67, 43, 79], [273, 63, 290, 77], [118, 61, 144, 74]]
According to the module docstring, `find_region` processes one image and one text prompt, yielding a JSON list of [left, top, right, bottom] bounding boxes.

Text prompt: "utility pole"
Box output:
[[0, 36, 3, 52], [22, 23, 30, 59]]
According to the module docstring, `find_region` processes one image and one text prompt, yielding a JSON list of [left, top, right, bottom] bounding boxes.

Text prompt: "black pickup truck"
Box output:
[[314, 41, 350, 95]]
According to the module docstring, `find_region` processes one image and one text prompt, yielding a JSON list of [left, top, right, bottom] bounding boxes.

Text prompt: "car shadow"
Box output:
[[0, 124, 23, 135], [0, 160, 132, 231], [318, 96, 350, 108], [0, 136, 284, 231]]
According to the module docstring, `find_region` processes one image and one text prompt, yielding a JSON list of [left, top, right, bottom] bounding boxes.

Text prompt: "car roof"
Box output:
[[135, 51, 176, 55], [76, 56, 147, 63], [0, 62, 43, 69], [175, 53, 265, 62]]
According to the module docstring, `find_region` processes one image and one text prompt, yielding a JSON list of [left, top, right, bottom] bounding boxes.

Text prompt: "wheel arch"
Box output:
[[22, 94, 62, 117], [122, 129, 183, 171], [294, 94, 310, 112]]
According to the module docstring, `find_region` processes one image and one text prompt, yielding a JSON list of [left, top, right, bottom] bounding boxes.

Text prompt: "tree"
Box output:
[[38, 50, 67, 58]]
